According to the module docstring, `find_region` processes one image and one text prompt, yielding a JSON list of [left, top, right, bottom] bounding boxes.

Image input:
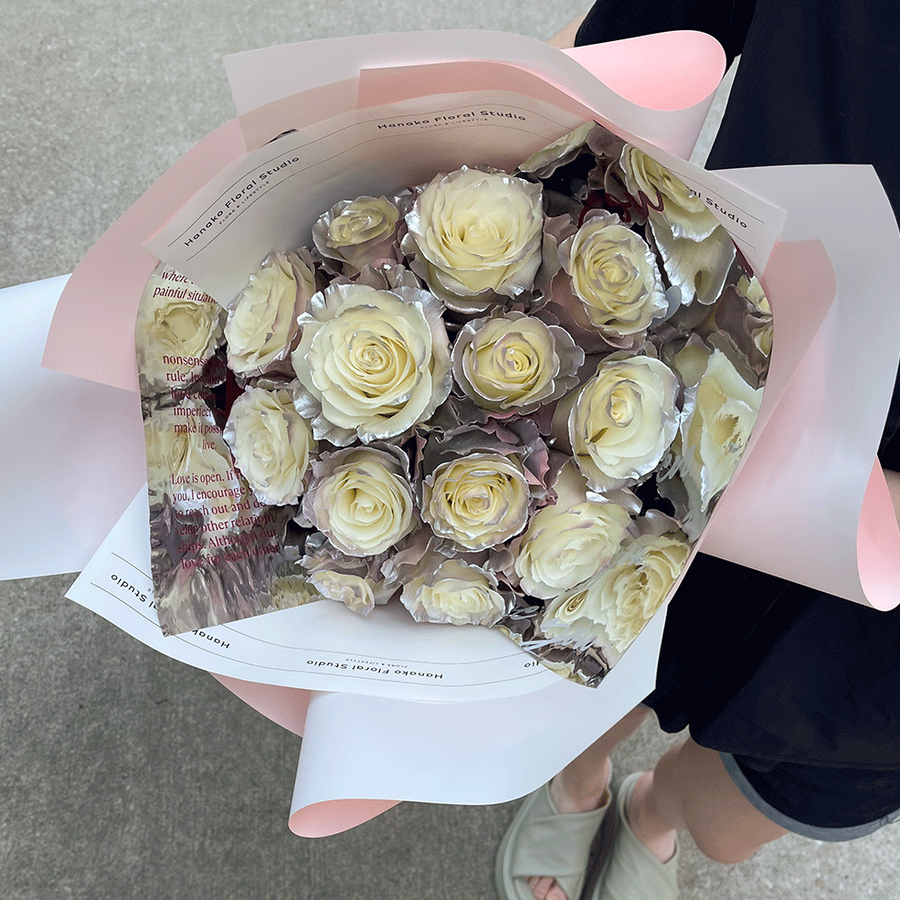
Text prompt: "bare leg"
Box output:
[[547, 14, 586, 50], [628, 738, 788, 865], [528, 705, 651, 900]]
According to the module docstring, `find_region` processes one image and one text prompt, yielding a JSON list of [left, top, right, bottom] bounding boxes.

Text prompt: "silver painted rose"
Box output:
[[225, 250, 316, 376], [451, 312, 583, 414], [291, 282, 452, 444], [402, 167, 543, 312]]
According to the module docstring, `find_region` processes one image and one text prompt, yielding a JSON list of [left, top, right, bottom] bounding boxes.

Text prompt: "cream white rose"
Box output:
[[751, 319, 774, 358], [302, 446, 416, 557], [534, 656, 589, 685], [619, 146, 719, 241], [560, 210, 667, 337], [400, 559, 506, 627], [301, 530, 400, 605], [540, 586, 612, 650], [543, 532, 689, 651], [402, 167, 543, 311], [135, 265, 224, 392], [513, 464, 631, 600], [592, 533, 690, 651], [225, 251, 316, 376], [678, 348, 763, 512], [650, 218, 736, 307], [560, 355, 680, 493], [291, 282, 452, 444], [736, 274, 774, 356], [267, 575, 322, 612], [665, 336, 713, 389], [143, 398, 246, 523], [309, 569, 377, 616], [736, 274, 770, 315], [517, 122, 595, 178], [312, 195, 401, 274], [451, 312, 583, 413], [223, 385, 314, 506], [422, 453, 531, 550]]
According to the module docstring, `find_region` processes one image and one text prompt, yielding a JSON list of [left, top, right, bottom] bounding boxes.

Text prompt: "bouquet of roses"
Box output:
[[136, 119, 770, 687]]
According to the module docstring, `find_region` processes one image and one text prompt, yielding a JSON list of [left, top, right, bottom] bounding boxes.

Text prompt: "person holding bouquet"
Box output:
[[496, 3, 900, 899]]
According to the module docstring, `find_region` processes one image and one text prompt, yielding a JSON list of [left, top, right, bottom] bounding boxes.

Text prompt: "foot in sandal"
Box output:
[[495, 762, 612, 900]]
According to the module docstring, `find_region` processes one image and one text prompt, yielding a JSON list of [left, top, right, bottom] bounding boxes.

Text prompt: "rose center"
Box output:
[[349, 491, 385, 524], [481, 337, 538, 384], [332, 212, 379, 245], [562, 590, 588, 617], [455, 483, 495, 519], [498, 339, 536, 376], [597, 254, 630, 288], [445, 208, 512, 261], [711, 412, 743, 454], [616, 578, 648, 615], [340, 328, 415, 400], [606, 387, 636, 427], [162, 306, 198, 342]]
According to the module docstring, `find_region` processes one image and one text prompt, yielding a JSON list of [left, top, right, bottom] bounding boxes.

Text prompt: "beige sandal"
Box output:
[[495, 777, 613, 900], [590, 773, 679, 900]]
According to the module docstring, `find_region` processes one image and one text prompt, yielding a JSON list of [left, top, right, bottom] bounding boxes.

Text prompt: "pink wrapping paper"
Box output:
[[700, 166, 900, 610], [41, 119, 248, 394]]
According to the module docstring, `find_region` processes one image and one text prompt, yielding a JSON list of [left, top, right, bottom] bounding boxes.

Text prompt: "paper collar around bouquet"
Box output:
[[39, 30, 900, 833]]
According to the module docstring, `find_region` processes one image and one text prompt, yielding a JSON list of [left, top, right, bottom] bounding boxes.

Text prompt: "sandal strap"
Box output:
[[592, 774, 679, 900], [508, 783, 610, 894]]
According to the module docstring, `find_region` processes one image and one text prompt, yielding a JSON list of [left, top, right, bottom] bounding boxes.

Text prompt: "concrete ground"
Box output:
[[2, 2, 899, 898]]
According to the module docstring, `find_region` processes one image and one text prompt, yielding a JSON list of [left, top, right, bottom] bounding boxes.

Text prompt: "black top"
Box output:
[[576, 1, 900, 825]]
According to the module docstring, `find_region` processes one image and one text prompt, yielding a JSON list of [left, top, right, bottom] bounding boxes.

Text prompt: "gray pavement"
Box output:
[[2, 2, 900, 898]]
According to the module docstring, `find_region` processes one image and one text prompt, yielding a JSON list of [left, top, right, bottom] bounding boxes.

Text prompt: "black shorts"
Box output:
[[643, 555, 900, 837], [722, 753, 900, 840]]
